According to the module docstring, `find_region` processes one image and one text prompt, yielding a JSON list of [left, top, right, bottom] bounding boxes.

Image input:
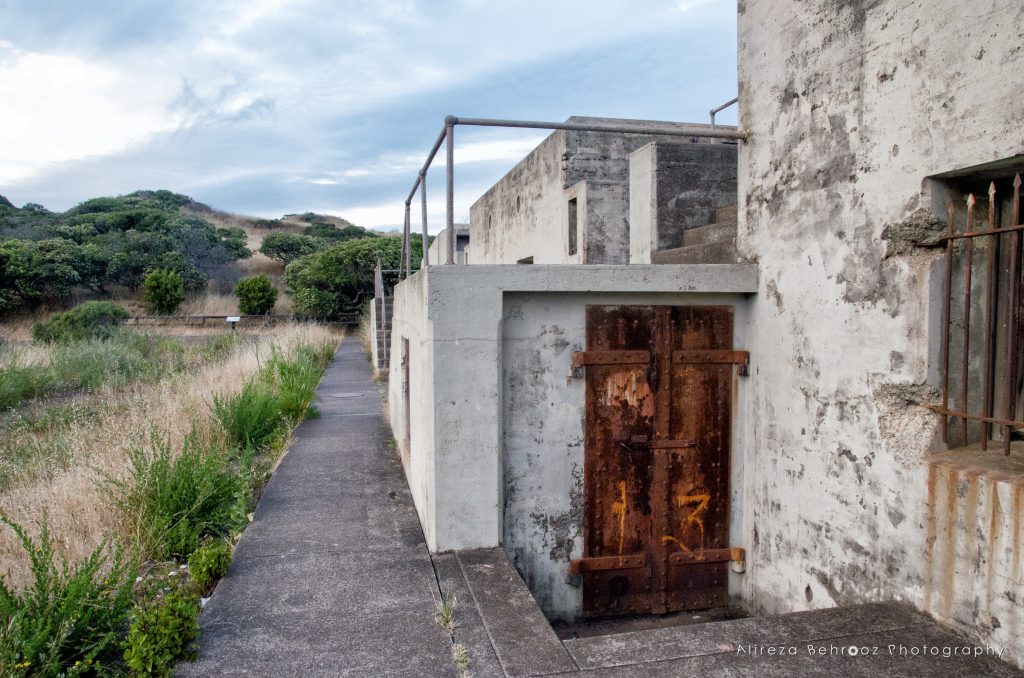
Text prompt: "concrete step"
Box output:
[[682, 220, 735, 247], [651, 237, 737, 264], [714, 204, 737, 225]]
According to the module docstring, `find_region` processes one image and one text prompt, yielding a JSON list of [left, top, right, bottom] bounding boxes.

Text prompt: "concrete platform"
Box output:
[[436, 548, 1022, 677]]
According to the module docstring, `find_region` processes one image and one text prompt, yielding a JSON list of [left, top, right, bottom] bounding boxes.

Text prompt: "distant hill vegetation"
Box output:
[[0, 190, 375, 315]]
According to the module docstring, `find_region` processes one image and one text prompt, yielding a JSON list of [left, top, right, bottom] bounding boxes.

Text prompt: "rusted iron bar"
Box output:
[[572, 350, 651, 367], [919, 222, 1024, 246], [921, 404, 1024, 428], [960, 194, 976, 444], [982, 184, 998, 449], [940, 203, 955, 443], [420, 171, 429, 267], [451, 115, 747, 141], [445, 121, 455, 265], [568, 555, 646, 575], [668, 547, 745, 565], [709, 97, 738, 133], [671, 349, 750, 364], [1006, 174, 1023, 454]]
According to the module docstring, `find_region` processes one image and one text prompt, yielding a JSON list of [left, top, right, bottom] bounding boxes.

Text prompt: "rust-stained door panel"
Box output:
[[580, 305, 735, 618]]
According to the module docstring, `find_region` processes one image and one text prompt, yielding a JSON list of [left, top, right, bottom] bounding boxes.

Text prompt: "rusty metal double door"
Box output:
[[571, 305, 745, 617]]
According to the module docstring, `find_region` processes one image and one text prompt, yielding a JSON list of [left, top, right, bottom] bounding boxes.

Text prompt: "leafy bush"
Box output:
[[0, 516, 138, 676], [123, 574, 200, 676], [212, 382, 283, 451], [31, 301, 129, 344], [234, 274, 278, 315], [258, 232, 324, 263], [108, 432, 249, 561], [285, 235, 423, 316], [301, 222, 375, 242], [143, 269, 185, 315], [188, 539, 233, 593]]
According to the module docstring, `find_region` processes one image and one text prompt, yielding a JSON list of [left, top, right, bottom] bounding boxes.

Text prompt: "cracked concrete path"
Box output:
[[178, 339, 456, 677]]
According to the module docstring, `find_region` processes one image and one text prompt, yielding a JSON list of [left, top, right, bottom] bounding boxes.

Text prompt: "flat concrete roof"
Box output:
[[419, 263, 759, 294]]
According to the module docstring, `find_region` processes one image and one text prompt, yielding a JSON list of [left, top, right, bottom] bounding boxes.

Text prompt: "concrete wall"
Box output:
[[469, 117, 734, 265], [426, 225, 469, 266], [630, 142, 738, 262], [737, 0, 1024, 663], [502, 290, 754, 619], [389, 264, 758, 614]]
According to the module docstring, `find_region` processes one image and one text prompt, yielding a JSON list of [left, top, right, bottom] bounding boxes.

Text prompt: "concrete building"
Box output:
[[380, 0, 1024, 668]]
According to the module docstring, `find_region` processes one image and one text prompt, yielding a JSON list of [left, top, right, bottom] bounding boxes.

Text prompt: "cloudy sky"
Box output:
[[0, 0, 737, 230]]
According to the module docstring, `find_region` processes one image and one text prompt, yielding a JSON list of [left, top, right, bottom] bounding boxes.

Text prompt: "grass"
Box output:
[[0, 322, 341, 673], [0, 324, 341, 591], [0, 330, 238, 411], [452, 643, 471, 676], [435, 589, 458, 636]]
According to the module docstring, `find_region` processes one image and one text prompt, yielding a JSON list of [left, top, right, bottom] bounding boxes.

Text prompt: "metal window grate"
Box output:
[[922, 174, 1023, 455]]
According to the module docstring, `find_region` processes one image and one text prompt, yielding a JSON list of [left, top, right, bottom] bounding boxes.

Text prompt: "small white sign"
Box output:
[[226, 316, 241, 323]]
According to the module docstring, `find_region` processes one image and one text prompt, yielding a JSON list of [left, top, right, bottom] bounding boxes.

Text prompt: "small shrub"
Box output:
[[31, 301, 129, 344], [212, 381, 283, 451], [107, 431, 250, 561], [0, 515, 138, 676], [234, 274, 278, 315], [123, 574, 200, 676], [142, 269, 184, 315], [188, 539, 233, 593]]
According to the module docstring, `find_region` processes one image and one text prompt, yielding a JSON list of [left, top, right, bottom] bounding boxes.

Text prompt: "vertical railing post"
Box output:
[[420, 171, 429, 268], [398, 212, 407, 280], [445, 117, 455, 265], [404, 201, 412, 277]]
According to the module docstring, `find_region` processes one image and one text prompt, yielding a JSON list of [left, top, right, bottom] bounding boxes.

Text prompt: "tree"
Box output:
[[301, 222, 375, 243], [142, 269, 184, 315], [259, 232, 324, 263], [234, 275, 278, 315], [284, 235, 423, 316]]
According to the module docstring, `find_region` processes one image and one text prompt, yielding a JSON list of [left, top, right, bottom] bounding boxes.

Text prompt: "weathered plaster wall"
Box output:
[[502, 291, 754, 620], [737, 0, 1024, 662], [426, 225, 469, 266]]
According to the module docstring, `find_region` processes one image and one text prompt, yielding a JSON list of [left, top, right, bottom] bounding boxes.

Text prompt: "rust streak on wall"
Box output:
[[940, 466, 959, 622]]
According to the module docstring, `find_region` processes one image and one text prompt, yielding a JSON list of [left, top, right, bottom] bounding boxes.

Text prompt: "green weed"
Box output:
[[106, 431, 250, 561], [212, 381, 283, 451], [122, 571, 199, 676], [187, 538, 233, 594], [0, 515, 138, 677]]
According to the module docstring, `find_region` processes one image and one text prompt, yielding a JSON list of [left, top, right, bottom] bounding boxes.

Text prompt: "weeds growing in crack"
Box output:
[[435, 589, 457, 635], [452, 643, 471, 676]]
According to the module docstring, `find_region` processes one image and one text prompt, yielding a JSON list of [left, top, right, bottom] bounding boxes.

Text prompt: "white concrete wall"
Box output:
[[502, 290, 754, 620], [629, 143, 657, 264], [387, 271, 437, 548], [738, 0, 1024, 662]]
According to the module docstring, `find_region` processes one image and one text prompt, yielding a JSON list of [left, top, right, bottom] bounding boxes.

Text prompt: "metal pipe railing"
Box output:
[[396, 113, 748, 280], [710, 97, 738, 133]]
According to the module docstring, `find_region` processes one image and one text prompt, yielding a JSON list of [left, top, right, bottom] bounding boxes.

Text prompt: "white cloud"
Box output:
[[0, 42, 178, 183]]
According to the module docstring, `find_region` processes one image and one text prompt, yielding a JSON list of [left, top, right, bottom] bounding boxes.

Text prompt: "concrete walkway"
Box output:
[[179, 339, 456, 677]]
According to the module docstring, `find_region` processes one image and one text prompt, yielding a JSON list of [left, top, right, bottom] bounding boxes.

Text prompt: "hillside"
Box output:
[[0, 190, 378, 322]]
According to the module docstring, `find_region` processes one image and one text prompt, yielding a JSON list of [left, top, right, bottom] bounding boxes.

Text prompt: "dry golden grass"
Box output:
[[180, 292, 238, 316], [0, 324, 343, 589]]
